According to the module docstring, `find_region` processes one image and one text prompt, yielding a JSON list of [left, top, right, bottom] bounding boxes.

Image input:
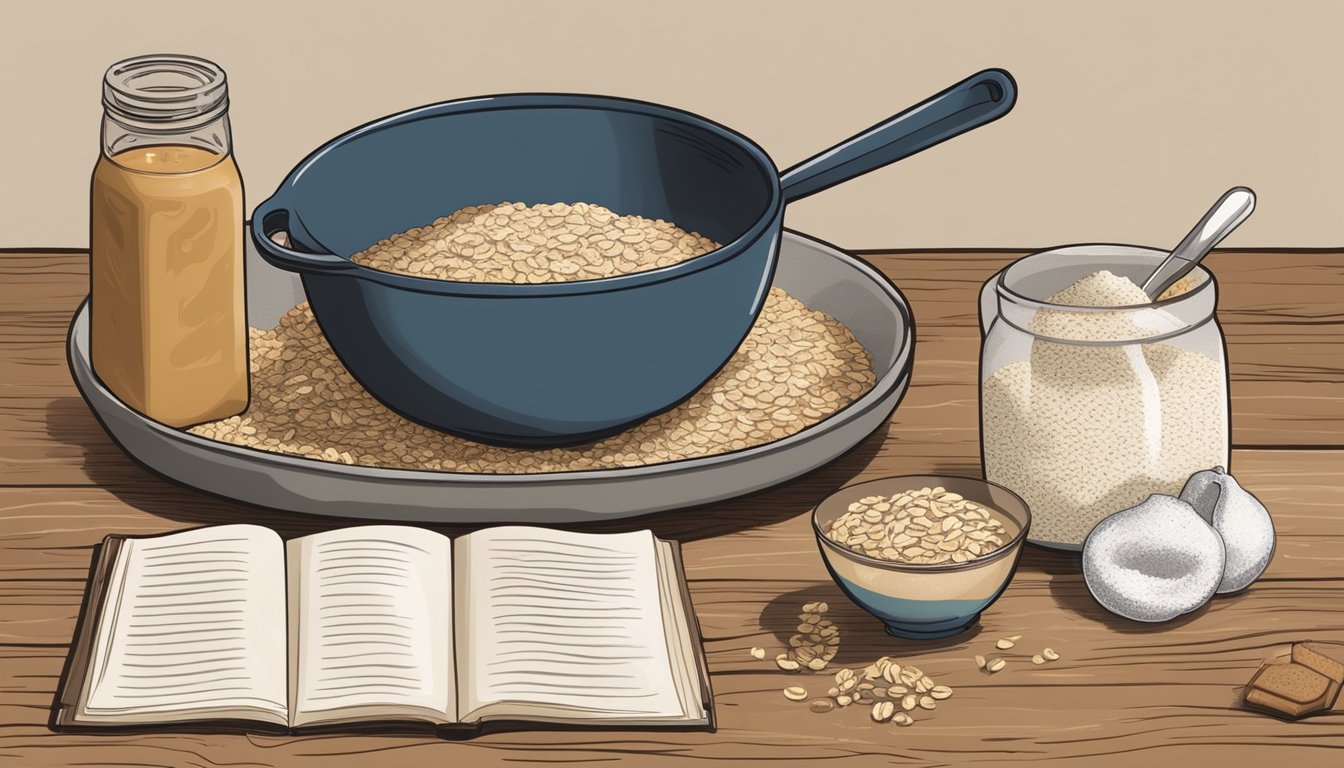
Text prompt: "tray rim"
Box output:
[[68, 229, 913, 490]]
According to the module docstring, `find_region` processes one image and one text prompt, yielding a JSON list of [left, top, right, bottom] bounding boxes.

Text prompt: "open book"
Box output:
[[56, 524, 711, 733]]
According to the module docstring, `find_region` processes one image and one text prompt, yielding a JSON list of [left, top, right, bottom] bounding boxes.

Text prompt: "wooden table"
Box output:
[[1, 246, 1341, 767]]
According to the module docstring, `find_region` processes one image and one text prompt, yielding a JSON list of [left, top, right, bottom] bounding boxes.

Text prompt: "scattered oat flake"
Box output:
[[783, 686, 808, 701], [975, 654, 986, 669], [814, 656, 958, 725], [1043, 647, 1060, 661], [750, 646, 766, 660], [1032, 654, 1045, 665], [996, 638, 1016, 649], [987, 658, 1007, 673]]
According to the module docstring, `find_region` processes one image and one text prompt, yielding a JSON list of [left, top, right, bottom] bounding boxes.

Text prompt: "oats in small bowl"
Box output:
[[812, 475, 1030, 639]]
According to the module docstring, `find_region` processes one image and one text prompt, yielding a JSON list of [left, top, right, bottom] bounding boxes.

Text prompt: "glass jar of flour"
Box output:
[[977, 245, 1229, 550]]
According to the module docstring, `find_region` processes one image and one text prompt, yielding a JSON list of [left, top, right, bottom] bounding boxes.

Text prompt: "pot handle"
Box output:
[[251, 194, 357, 273], [779, 69, 1017, 203]]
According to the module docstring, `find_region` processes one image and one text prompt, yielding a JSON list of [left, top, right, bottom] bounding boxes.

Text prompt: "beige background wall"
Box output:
[[2, 0, 1339, 249]]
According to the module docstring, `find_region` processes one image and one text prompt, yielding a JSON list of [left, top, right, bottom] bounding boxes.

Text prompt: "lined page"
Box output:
[[83, 525, 288, 723], [458, 527, 683, 721], [289, 526, 453, 726]]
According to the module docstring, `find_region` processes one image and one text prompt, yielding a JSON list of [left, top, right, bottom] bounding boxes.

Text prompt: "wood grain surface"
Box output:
[[0, 247, 1340, 767]]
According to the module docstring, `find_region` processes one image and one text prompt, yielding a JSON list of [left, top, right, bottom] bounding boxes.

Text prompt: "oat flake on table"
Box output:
[[188, 288, 875, 473]]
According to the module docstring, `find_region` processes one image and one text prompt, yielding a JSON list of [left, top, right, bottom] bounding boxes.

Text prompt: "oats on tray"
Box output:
[[188, 288, 874, 472]]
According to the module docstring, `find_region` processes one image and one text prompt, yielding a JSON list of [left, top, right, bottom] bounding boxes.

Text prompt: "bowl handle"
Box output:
[[779, 69, 1017, 203], [251, 194, 356, 274]]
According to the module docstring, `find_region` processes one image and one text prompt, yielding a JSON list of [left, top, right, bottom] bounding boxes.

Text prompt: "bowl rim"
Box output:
[[259, 92, 785, 298], [993, 243, 1215, 312], [812, 474, 1032, 573]]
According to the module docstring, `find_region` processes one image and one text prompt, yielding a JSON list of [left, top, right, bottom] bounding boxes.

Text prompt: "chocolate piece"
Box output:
[[1243, 647, 1344, 719], [1245, 686, 1322, 718], [1292, 642, 1344, 689]]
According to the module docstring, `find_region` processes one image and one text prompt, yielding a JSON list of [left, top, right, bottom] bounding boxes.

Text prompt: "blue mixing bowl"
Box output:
[[253, 74, 1015, 446]]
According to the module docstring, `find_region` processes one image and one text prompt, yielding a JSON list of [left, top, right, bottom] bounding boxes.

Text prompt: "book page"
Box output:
[[80, 524, 288, 724], [653, 539, 708, 723], [457, 527, 687, 722], [289, 525, 454, 727]]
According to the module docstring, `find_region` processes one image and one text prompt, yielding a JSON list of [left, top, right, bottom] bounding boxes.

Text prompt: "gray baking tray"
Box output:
[[68, 229, 913, 523]]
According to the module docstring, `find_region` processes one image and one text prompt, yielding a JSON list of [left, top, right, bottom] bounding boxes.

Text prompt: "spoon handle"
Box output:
[[778, 69, 1016, 202], [1142, 186, 1256, 299]]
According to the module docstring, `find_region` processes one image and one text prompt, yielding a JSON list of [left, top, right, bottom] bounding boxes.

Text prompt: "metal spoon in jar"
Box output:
[[1141, 186, 1256, 300]]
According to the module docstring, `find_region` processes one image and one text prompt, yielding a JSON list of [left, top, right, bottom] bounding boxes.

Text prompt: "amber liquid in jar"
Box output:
[[90, 55, 248, 428]]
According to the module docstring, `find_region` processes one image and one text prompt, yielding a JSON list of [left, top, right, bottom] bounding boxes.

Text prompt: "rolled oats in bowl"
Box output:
[[823, 487, 1011, 565], [349, 201, 720, 283], [812, 475, 1030, 639]]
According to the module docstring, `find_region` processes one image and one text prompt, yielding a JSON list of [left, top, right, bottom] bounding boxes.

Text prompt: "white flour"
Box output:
[[982, 271, 1227, 547]]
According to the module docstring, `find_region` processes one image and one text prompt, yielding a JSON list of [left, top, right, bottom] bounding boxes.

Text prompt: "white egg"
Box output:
[[1082, 494, 1225, 623], [1179, 466, 1275, 594]]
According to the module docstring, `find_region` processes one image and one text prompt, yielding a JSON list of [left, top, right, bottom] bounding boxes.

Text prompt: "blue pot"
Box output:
[[253, 74, 1015, 446]]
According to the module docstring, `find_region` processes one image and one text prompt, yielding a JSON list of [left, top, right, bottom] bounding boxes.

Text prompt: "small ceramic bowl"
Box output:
[[812, 474, 1031, 640]]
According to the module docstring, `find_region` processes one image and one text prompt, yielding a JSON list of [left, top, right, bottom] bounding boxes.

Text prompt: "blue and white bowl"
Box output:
[[812, 475, 1031, 640]]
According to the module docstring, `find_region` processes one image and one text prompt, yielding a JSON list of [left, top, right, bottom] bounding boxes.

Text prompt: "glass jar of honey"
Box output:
[[91, 54, 247, 427]]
